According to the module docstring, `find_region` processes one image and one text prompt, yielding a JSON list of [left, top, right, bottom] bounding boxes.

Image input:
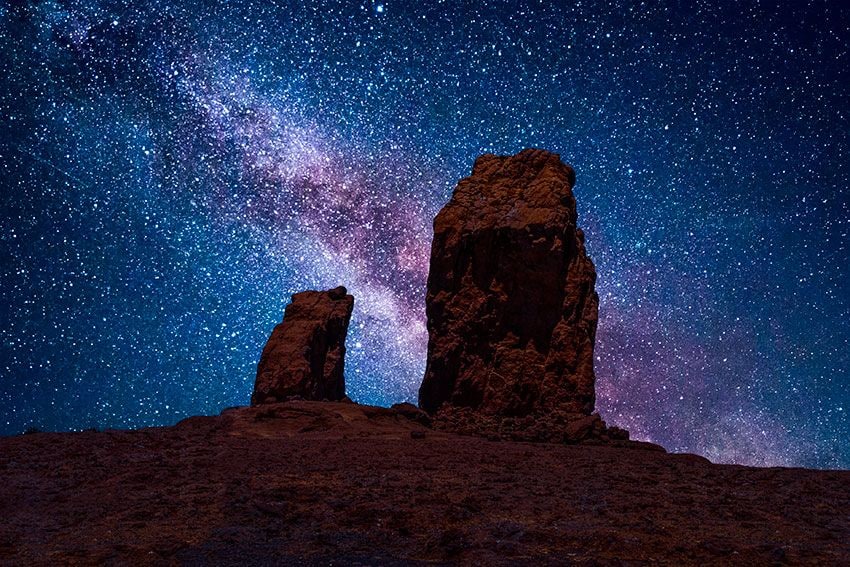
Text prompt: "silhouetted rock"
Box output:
[[607, 425, 630, 441], [251, 286, 354, 404], [419, 149, 599, 420], [391, 402, 432, 427]]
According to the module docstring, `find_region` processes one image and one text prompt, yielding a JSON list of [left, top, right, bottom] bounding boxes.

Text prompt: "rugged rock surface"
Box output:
[[390, 402, 432, 427], [251, 286, 353, 405], [432, 406, 636, 445], [419, 149, 600, 426], [2, 404, 848, 565]]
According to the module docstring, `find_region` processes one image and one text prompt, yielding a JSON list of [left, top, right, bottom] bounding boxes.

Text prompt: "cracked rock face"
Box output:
[[252, 286, 354, 404], [419, 149, 599, 418]]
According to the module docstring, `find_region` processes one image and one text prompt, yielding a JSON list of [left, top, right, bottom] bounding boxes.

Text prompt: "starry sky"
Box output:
[[1, 1, 848, 469]]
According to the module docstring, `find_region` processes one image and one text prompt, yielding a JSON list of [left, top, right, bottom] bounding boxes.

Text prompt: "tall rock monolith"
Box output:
[[419, 149, 599, 426]]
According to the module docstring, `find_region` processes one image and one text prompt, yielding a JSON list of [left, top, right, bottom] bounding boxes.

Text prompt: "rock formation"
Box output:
[[419, 149, 603, 437], [251, 286, 354, 405]]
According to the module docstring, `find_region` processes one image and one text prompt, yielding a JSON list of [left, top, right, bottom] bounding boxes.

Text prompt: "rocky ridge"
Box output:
[[2, 401, 848, 565]]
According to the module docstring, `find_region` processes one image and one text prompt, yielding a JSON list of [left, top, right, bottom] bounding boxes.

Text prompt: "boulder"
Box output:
[[251, 286, 354, 404]]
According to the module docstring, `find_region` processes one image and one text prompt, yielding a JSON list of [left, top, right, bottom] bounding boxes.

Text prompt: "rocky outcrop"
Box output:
[[419, 149, 600, 425], [391, 402, 432, 427], [251, 286, 354, 405], [429, 406, 633, 444]]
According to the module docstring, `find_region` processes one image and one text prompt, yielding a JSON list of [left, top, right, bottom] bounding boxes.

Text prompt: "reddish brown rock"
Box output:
[[2, 403, 848, 564], [251, 286, 354, 405], [391, 402, 432, 427], [419, 149, 599, 419]]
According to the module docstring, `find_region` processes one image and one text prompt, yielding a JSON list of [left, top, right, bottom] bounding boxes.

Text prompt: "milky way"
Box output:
[[1, 1, 848, 468]]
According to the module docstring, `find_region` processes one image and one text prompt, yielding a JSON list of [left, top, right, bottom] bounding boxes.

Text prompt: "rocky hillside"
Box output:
[[1, 401, 847, 565]]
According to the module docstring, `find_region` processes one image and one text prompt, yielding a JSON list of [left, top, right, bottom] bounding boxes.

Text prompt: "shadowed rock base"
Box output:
[[431, 406, 635, 445]]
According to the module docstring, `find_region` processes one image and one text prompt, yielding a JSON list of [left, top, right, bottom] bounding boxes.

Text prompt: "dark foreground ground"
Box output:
[[1, 401, 848, 565]]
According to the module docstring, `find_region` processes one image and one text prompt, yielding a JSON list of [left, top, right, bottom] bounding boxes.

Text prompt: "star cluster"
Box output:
[[1, 1, 847, 468]]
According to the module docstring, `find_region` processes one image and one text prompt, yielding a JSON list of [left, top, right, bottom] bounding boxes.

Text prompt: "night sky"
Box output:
[[1, 1, 847, 469]]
